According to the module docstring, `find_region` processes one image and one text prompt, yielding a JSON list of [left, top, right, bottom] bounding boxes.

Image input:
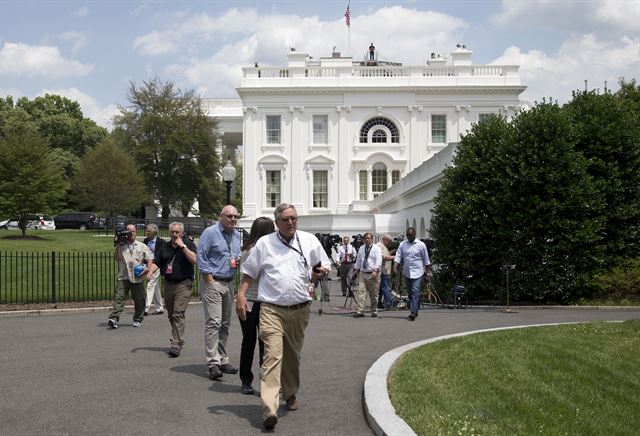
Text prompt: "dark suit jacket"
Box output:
[[143, 236, 167, 256]]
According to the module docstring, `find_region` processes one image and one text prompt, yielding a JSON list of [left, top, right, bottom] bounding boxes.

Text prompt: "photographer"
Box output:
[[107, 224, 153, 329], [336, 236, 356, 296]]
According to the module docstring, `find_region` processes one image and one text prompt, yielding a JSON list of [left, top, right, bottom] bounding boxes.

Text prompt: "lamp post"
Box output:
[[221, 159, 237, 205]]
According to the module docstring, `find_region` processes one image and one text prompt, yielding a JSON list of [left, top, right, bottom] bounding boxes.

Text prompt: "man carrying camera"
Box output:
[[148, 222, 197, 357], [351, 233, 382, 317], [336, 236, 356, 296], [108, 224, 153, 329]]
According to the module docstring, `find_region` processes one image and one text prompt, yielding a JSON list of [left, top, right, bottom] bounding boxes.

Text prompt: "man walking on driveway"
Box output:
[[148, 222, 197, 357], [351, 232, 382, 317], [394, 227, 431, 321], [237, 203, 331, 431], [197, 205, 242, 380], [108, 224, 153, 329], [144, 224, 166, 316]]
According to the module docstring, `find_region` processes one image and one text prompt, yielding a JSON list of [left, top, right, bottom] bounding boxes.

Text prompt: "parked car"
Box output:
[[1, 214, 55, 230], [54, 212, 98, 230]]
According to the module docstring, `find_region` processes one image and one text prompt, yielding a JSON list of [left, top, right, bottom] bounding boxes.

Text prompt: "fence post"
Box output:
[[51, 251, 56, 304]]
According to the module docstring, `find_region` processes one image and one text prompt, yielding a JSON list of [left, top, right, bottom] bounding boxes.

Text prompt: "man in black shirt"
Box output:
[[148, 222, 197, 357]]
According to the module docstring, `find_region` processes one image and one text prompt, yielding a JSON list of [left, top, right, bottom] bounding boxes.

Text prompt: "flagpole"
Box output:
[[345, 0, 351, 55]]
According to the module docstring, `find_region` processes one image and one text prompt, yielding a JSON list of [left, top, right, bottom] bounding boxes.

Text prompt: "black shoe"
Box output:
[[263, 415, 277, 430], [352, 313, 365, 318], [143, 311, 149, 317], [241, 384, 254, 395], [371, 313, 378, 318], [220, 363, 238, 374], [408, 314, 416, 321], [208, 365, 222, 380], [168, 348, 180, 358]]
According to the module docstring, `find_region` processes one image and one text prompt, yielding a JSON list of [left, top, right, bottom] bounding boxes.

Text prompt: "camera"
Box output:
[[114, 228, 132, 246], [351, 234, 364, 252], [315, 233, 341, 257]]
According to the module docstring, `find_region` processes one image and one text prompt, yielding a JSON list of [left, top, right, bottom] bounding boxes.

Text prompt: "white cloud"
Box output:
[[75, 6, 89, 17], [58, 31, 89, 54], [42, 88, 119, 129], [493, 0, 639, 35], [0, 42, 93, 78], [160, 6, 467, 97], [492, 34, 640, 103]]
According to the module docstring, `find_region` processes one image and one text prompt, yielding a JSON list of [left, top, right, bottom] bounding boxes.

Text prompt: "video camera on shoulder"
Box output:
[[351, 234, 364, 252], [114, 227, 132, 246], [315, 233, 341, 257]]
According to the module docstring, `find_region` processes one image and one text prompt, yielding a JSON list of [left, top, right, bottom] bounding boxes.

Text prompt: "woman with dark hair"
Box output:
[[237, 216, 275, 395]]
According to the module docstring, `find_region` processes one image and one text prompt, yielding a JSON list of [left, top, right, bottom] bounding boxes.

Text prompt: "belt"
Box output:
[[269, 301, 311, 309], [213, 276, 234, 282], [165, 277, 191, 284]]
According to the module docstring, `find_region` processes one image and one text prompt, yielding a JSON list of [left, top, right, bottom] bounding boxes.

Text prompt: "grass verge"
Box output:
[[389, 320, 640, 435]]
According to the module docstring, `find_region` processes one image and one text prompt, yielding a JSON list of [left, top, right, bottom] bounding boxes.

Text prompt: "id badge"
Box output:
[[229, 258, 237, 268], [307, 282, 317, 300], [166, 263, 173, 274]]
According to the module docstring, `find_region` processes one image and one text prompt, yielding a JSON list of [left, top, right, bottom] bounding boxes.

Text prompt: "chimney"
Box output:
[[450, 44, 472, 66]]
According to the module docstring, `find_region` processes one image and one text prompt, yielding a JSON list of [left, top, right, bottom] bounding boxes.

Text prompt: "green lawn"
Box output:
[[389, 320, 640, 436], [0, 229, 115, 252]]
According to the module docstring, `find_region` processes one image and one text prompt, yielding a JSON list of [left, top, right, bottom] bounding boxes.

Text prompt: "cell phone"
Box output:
[[312, 261, 322, 273]]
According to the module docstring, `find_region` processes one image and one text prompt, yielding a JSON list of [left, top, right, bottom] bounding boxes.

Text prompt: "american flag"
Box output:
[[344, 1, 350, 28]]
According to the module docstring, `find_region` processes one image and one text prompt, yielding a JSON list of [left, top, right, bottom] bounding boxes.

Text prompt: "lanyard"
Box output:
[[277, 232, 309, 270]]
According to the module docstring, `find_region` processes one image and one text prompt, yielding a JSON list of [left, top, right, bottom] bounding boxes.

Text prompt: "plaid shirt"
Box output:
[[116, 240, 152, 283]]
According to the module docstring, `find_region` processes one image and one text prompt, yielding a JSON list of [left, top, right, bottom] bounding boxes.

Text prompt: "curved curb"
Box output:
[[363, 321, 621, 436]]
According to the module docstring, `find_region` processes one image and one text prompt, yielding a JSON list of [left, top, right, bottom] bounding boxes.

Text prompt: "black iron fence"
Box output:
[[0, 251, 209, 304]]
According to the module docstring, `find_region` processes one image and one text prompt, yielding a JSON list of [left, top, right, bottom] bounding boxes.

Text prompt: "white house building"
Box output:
[[205, 45, 526, 237]]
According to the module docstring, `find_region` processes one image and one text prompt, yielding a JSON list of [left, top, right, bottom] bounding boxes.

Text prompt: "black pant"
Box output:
[[238, 301, 264, 385], [339, 263, 353, 295]]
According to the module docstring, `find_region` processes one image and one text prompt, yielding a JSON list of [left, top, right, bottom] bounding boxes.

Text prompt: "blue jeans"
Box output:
[[405, 276, 424, 315], [379, 273, 393, 307]]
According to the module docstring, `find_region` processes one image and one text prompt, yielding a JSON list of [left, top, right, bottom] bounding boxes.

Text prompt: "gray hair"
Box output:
[[274, 203, 296, 220], [169, 222, 184, 231], [146, 223, 159, 234]]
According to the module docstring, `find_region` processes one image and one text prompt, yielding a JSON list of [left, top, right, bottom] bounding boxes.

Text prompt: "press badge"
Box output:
[[229, 258, 237, 268], [307, 282, 317, 300]]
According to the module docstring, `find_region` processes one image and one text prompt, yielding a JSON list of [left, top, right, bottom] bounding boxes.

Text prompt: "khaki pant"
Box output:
[[259, 302, 310, 420], [356, 272, 380, 315], [164, 279, 192, 350], [109, 279, 145, 322], [199, 279, 234, 368]]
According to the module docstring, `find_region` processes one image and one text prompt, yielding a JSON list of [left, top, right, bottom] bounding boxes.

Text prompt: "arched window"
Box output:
[[359, 117, 399, 143]]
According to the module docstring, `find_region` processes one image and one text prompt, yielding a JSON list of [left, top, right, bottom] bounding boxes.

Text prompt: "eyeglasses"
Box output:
[[277, 216, 298, 223], [223, 214, 239, 219]]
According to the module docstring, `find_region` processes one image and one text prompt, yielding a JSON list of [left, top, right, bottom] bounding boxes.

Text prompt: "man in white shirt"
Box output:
[[351, 233, 382, 318], [394, 227, 431, 321], [237, 203, 331, 431], [336, 236, 356, 296]]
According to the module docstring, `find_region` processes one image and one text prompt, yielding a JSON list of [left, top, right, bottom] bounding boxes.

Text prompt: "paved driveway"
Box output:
[[1, 282, 638, 435]]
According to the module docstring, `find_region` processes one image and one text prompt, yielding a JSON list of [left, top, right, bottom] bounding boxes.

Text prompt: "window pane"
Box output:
[[372, 129, 387, 143], [312, 170, 328, 208], [431, 115, 446, 143], [312, 115, 328, 144], [392, 170, 400, 185], [266, 170, 281, 207], [372, 168, 387, 194], [266, 115, 281, 144], [359, 170, 367, 200]]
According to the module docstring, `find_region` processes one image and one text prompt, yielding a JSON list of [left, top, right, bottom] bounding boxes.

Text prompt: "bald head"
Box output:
[[220, 205, 239, 232]]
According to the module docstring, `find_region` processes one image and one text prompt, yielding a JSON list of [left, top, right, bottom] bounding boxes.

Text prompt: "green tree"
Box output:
[[113, 78, 222, 218], [431, 103, 604, 302], [0, 125, 69, 236], [13, 94, 107, 156], [565, 86, 640, 268], [72, 138, 148, 215]]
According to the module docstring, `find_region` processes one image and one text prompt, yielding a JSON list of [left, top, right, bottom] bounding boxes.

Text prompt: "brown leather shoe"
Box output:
[[285, 396, 299, 411]]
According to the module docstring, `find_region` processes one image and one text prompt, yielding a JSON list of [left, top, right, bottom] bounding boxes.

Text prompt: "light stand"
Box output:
[[221, 160, 236, 205], [501, 264, 516, 313]]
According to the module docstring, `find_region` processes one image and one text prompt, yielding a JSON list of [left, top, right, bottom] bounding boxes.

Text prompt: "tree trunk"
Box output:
[[161, 204, 171, 219]]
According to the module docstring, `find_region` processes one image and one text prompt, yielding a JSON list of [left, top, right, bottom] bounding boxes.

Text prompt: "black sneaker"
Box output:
[[220, 363, 238, 374], [352, 313, 365, 318], [168, 348, 180, 358], [241, 384, 254, 395], [208, 365, 223, 380], [107, 319, 118, 329], [263, 415, 277, 430], [371, 313, 378, 318]]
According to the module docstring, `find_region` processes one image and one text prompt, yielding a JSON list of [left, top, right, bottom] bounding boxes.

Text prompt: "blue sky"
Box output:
[[1, 0, 638, 127]]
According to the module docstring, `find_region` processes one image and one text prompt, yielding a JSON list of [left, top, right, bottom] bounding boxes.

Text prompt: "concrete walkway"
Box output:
[[1, 280, 638, 435]]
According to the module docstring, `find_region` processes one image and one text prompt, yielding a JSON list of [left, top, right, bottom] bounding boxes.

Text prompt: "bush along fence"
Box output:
[[0, 251, 211, 304]]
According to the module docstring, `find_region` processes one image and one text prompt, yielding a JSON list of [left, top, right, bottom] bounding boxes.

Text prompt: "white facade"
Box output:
[[207, 46, 526, 236]]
